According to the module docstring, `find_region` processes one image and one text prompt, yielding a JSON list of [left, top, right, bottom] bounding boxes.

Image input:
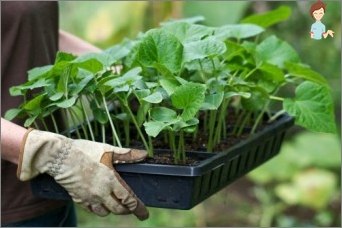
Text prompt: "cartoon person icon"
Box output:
[[309, 0, 334, 40]]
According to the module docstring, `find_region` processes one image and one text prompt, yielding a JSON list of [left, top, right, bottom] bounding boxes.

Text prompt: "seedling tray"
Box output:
[[30, 114, 294, 209]]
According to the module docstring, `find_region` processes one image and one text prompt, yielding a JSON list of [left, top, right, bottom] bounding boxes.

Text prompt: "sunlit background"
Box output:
[[59, 1, 341, 226]]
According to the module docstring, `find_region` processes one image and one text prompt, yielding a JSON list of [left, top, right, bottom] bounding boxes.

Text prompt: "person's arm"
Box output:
[[58, 30, 102, 55], [1, 117, 26, 164]]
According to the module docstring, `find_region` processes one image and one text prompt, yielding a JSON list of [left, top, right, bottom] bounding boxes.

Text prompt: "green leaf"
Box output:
[[49, 92, 64, 101], [9, 79, 51, 96], [54, 52, 77, 64], [249, 62, 286, 93], [137, 29, 183, 73], [161, 21, 213, 43], [28, 65, 53, 81], [182, 36, 226, 64], [150, 107, 177, 122], [241, 5, 291, 28], [255, 35, 300, 68], [283, 81, 336, 133], [215, 24, 264, 40], [93, 107, 108, 124], [55, 97, 77, 108], [143, 121, 167, 138], [160, 78, 181, 96], [285, 62, 328, 86], [75, 57, 103, 73], [104, 67, 142, 88], [200, 92, 224, 110], [241, 86, 269, 111], [4, 108, 22, 121], [171, 82, 206, 121], [24, 93, 46, 111], [24, 115, 38, 128], [143, 91, 163, 104]]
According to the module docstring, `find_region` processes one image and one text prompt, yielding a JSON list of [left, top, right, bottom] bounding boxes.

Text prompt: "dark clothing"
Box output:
[[1, 2, 71, 224]]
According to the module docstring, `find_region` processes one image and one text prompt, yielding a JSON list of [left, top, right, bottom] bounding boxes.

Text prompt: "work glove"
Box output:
[[17, 128, 149, 221]]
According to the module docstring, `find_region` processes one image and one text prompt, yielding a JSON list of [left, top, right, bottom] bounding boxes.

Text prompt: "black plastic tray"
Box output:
[[30, 114, 294, 209]]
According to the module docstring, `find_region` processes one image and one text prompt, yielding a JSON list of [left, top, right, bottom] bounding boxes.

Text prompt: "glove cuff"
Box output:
[[17, 128, 34, 180]]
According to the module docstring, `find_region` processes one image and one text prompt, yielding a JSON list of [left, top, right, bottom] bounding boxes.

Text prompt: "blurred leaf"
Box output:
[[255, 35, 300, 68], [275, 168, 337, 209], [241, 5, 291, 28], [285, 62, 328, 86], [182, 36, 226, 64], [215, 24, 264, 40]]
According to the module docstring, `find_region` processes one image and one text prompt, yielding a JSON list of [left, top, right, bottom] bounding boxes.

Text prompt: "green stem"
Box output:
[[237, 110, 252, 137], [178, 130, 185, 164], [232, 109, 246, 135], [49, 111, 59, 134], [102, 95, 122, 147], [213, 98, 230, 145], [79, 96, 95, 141], [268, 109, 286, 123], [125, 104, 151, 154], [69, 107, 88, 140], [207, 110, 217, 152], [68, 108, 82, 139]]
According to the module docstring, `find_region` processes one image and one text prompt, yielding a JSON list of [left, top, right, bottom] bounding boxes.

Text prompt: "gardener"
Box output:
[[1, 2, 149, 226]]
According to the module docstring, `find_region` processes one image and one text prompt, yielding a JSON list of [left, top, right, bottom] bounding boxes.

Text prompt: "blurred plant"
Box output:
[[248, 131, 341, 226]]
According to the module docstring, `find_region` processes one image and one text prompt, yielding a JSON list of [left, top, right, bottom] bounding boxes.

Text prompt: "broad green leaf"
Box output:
[[241, 5, 291, 28], [223, 40, 247, 60], [55, 97, 77, 108], [49, 92, 64, 101], [150, 107, 177, 122], [104, 67, 142, 87], [160, 78, 182, 96], [54, 52, 77, 64], [283, 81, 336, 133], [28, 65, 53, 81], [4, 108, 22, 121], [248, 62, 286, 93], [241, 86, 269, 111], [70, 74, 94, 96], [9, 79, 51, 96], [137, 29, 183, 73], [161, 21, 213, 43], [160, 16, 205, 26], [255, 35, 300, 68], [24, 115, 38, 127], [200, 92, 224, 110], [75, 58, 103, 73], [143, 121, 167, 138], [182, 36, 226, 64], [173, 118, 199, 132], [153, 62, 175, 78], [93, 107, 108, 124], [224, 91, 251, 99], [143, 91, 163, 104], [134, 89, 150, 100], [285, 62, 328, 86], [171, 82, 206, 121], [214, 24, 264, 40], [24, 93, 46, 111], [103, 38, 135, 63]]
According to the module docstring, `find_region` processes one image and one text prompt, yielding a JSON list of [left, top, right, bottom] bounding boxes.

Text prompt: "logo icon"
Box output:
[[309, 0, 334, 40]]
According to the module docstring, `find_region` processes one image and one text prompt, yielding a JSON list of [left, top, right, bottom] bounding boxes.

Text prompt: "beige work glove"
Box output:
[[17, 128, 149, 221]]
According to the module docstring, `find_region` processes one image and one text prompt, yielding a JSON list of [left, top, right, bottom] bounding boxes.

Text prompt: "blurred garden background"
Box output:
[[59, 1, 341, 226]]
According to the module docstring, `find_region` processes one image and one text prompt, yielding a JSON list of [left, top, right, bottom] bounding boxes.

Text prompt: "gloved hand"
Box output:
[[17, 128, 149, 221]]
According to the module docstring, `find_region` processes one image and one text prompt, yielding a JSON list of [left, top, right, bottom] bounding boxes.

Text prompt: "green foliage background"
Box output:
[[59, 1, 341, 226]]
